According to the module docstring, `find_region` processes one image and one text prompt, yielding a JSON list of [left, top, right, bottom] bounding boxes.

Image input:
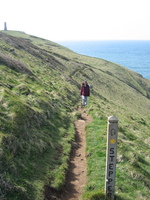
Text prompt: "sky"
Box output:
[[0, 0, 150, 41]]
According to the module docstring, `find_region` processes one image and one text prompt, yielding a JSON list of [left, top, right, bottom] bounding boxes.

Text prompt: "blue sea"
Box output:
[[58, 40, 150, 80]]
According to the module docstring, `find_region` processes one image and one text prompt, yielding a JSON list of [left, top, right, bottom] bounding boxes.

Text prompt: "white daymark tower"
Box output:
[[105, 116, 118, 200], [4, 22, 7, 31]]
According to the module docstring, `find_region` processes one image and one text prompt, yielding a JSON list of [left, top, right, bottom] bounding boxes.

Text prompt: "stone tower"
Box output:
[[4, 22, 7, 31]]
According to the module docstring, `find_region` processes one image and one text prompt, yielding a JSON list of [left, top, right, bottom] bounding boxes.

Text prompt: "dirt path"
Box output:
[[62, 107, 92, 200], [44, 107, 92, 200]]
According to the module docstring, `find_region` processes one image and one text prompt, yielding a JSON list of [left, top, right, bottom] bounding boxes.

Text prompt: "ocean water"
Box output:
[[58, 40, 150, 80]]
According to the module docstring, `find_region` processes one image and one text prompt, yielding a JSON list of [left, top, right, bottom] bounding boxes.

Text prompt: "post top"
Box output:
[[108, 116, 118, 123]]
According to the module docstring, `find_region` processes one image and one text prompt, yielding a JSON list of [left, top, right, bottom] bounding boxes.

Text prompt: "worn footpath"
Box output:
[[62, 107, 92, 200], [44, 107, 92, 200]]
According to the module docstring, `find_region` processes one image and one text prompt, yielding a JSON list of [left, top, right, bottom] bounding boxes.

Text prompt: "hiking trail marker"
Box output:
[[105, 116, 118, 200]]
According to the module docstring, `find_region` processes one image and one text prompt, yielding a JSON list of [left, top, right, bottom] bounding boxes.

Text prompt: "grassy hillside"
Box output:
[[0, 31, 150, 200]]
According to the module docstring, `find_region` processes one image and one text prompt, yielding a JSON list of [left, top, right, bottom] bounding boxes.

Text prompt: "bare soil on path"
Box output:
[[62, 108, 92, 200], [44, 107, 92, 200]]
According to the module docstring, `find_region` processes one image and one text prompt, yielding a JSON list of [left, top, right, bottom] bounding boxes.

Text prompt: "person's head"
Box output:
[[82, 81, 85, 86]]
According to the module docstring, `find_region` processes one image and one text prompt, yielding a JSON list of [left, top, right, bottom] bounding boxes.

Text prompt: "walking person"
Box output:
[[80, 81, 90, 107]]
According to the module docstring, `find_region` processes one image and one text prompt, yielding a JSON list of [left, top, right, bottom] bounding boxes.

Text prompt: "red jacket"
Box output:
[[80, 85, 90, 96]]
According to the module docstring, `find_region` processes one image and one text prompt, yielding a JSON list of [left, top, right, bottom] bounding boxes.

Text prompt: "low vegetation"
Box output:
[[83, 96, 150, 200], [0, 31, 150, 200]]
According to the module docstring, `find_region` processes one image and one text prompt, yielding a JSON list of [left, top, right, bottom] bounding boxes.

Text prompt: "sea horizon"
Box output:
[[58, 40, 150, 80]]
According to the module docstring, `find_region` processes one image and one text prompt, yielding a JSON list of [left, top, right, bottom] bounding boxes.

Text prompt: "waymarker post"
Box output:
[[105, 116, 118, 200]]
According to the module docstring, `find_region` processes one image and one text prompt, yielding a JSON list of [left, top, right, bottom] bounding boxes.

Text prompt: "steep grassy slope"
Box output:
[[0, 31, 80, 200], [0, 31, 150, 200]]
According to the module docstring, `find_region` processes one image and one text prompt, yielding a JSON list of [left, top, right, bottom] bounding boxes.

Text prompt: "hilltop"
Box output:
[[0, 31, 150, 200]]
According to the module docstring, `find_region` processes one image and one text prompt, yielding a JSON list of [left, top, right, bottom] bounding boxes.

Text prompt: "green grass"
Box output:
[[82, 96, 150, 200], [0, 30, 150, 200], [0, 48, 77, 199]]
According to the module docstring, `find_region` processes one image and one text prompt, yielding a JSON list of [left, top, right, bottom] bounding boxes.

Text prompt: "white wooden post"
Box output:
[[105, 116, 118, 200]]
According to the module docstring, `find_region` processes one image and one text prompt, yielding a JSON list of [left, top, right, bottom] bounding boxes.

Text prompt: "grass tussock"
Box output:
[[0, 52, 33, 75]]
